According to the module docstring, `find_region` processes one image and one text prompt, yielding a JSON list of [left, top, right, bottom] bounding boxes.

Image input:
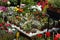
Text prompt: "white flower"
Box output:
[[20, 4, 26, 8], [8, 28, 13, 32], [7, 1, 11, 5], [36, 5, 42, 11], [31, 6, 36, 9]]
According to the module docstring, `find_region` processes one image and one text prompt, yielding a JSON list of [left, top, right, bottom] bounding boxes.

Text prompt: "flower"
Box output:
[[37, 2, 41, 6], [14, 7, 19, 12], [54, 37, 58, 40], [2, 7, 8, 12], [7, 1, 11, 5], [14, 5, 25, 13], [0, 6, 8, 12], [2, 0, 8, 2], [5, 24, 11, 27], [16, 32, 20, 38], [0, 23, 3, 27], [45, 32, 51, 37], [37, 34, 43, 38], [18, 8, 24, 13], [55, 34, 60, 38], [37, 0, 48, 10], [20, 4, 26, 8]]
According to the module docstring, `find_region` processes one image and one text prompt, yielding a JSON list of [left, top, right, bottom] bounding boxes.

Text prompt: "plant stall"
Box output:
[[0, 0, 60, 40]]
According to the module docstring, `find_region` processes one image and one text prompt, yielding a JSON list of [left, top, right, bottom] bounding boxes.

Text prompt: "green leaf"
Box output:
[[0, 18, 3, 23], [48, 0, 60, 8]]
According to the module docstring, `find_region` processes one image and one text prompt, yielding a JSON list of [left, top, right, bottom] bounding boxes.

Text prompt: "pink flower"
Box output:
[[0, 6, 8, 12], [2, 0, 8, 2], [55, 34, 60, 38], [54, 34, 60, 40], [1, 7, 8, 12], [20, 4, 25, 7], [37, 2, 41, 6]]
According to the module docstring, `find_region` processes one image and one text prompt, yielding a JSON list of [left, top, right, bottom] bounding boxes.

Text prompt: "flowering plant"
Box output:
[[54, 34, 60, 40], [9, 0, 18, 6], [0, 6, 8, 12], [0, 23, 3, 27], [5, 24, 11, 27], [0, 0, 19, 6], [45, 32, 51, 40], [2, 0, 8, 2], [0, 0, 8, 6], [36, 34, 44, 40]]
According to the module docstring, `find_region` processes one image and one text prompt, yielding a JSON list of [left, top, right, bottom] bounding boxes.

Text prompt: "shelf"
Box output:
[[11, 24, 60, 37]]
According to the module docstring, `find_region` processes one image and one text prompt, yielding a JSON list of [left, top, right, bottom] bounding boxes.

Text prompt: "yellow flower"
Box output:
[[16, 32, 20, 37], [16, 32, 20, 40], [14, 7, 19, 12]]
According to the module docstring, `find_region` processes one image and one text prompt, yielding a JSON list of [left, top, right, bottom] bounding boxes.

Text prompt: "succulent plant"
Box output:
[[21, 20, 32, 32]]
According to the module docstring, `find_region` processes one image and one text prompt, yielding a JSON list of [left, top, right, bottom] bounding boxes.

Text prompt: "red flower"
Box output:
[[54, 37, 58, 40], [6, 24, 11, 27], [0, 24, 3, 27], [41, 2, 45, 9], [37, 0, 48, 9], [45, 32, 51, 37], [37, 34, 43, 38]]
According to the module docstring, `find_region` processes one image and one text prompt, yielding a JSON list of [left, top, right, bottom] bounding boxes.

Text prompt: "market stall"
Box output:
[[0, 0, 60, 40]]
